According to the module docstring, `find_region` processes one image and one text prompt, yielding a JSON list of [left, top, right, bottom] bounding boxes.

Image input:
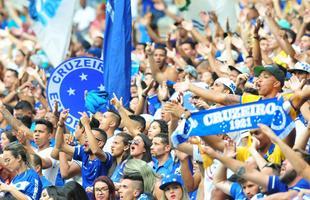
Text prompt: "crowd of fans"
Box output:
[[0, 0, 309, 199]]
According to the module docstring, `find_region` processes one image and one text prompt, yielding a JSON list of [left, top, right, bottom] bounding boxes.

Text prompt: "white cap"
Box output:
[[288, 62, 310, 74], [229, 62, 250, 74], [215, 77, 237, 94]]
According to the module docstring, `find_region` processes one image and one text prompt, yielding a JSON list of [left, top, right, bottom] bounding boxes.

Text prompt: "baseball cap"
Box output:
[[214, 77, 237, 94], [184, 65, 198, 78], [254, 64, 285, 85], [160, 174, 183, 190], [288, 62, 310, 74], [229, 63, 250, 75]]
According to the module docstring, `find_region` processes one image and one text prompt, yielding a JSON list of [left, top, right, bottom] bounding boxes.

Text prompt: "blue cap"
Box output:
[[159, 174, 183, 190]]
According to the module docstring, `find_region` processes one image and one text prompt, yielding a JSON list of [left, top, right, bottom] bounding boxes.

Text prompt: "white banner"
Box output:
[[180, 0, 238, 32], [30, 0, 77, 67]]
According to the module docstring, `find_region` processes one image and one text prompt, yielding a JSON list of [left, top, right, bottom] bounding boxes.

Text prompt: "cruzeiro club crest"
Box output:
[[47, 57, 105, 130]]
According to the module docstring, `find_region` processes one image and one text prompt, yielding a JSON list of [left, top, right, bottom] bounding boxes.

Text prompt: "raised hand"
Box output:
[[58, 109, 69, 125], [250, 135, 260, 150], [197, 43, 212, 57], [79, 112, 90, 127], [253, 18, 262, 35], [163, 101, 185, 119], [16, 130, 27, 145], [158, 81, 169, 101], [173, 78, 190, 92], [110, 93, 123, 110], [166, 47, 176, 59], [286, 75, 306, 92], [223, 139, 236, 158], [258, 124, 278, 143], [181, 20, 193, 31], [145, 42, 155, 56]]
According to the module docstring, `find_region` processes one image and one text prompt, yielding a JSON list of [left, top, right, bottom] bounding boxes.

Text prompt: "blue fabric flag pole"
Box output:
[[103, 0, 132, 107]]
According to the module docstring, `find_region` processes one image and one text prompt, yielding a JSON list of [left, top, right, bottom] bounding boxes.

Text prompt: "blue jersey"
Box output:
[[268, 176, 310, 194], [10, 168, 42, 200], [40, 176, 52, 189], [73, 145, 113, 189], [230, 182, 247, 200]]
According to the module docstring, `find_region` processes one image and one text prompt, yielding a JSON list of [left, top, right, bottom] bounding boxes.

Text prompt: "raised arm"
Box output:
[[55, 110, 74, 157], [252, 19, 263, 66], [0, 101, 33, 140], [177, 151, 201, 192], [174, 80, 240, 105], [80, 112, 108, 162], [58, 152, 81, 179], [111, 95, 141, 137], [213, 140, 237, 195], [204, 146, 269, 188], [259, 124, 310, 180], [259, 6, 296, 60]]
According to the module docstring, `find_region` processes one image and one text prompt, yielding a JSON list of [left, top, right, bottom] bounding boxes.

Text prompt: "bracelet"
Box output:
[[142, 94, 147, 99]]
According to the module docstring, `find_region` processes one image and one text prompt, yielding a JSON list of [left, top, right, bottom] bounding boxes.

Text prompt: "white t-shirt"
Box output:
[[103, 130, 121, 153], [103, 135, 115, 154], [73, 6, 96, 31], [36, 147, 59, 185]]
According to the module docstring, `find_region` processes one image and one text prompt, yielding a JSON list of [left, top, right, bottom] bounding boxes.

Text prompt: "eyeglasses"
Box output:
[[129, 139, 141, 145], [94, 187, 109, 193]]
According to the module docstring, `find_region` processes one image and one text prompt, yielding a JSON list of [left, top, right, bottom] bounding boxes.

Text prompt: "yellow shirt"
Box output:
[[241, 93, 297, 119], [273, 50, 289, 68], [236, 145, 285, 165]]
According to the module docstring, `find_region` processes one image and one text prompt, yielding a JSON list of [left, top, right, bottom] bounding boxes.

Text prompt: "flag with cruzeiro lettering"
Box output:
[[47, 57, 107, 131], [171, 97, 295, 147]]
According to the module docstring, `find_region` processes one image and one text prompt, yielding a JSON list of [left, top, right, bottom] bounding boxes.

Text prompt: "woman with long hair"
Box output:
[[109, 132, 132, 183], [0, 131, 17, 150], [0, 143, 42, 200], [92, 176, 116, 200], [40, 186, 65, 200], [147, 120, 168, 140], [160, 174, 189, 200], [129, 133, 152, 163]]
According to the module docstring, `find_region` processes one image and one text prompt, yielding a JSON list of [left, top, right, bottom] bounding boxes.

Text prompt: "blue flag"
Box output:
[[103, 0, 132, 107], [171, 98, 294, 147]]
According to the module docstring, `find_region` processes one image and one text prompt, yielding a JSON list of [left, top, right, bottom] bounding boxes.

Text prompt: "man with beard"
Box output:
[[55, 110, 113, 196], [203, 138, 310, 199]]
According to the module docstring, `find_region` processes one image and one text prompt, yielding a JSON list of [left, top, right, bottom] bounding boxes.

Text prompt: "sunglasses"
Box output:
[[129, 139, 141, 145]]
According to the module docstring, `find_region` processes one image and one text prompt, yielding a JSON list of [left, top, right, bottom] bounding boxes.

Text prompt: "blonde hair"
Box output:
[[123, 159, 158, 193]]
